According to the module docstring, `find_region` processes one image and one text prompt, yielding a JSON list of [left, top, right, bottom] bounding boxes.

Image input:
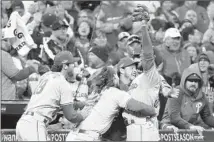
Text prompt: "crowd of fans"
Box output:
[[1, 0, 214, 141]]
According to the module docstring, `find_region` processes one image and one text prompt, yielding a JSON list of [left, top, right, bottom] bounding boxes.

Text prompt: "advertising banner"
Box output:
[[1, 129, 214, 141]]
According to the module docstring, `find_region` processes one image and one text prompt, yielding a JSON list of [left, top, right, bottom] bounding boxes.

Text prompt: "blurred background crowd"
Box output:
[[1, 0, 214, 138]]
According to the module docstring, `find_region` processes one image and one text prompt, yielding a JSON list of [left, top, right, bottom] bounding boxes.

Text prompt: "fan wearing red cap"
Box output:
[[16, 51, 88, 141]]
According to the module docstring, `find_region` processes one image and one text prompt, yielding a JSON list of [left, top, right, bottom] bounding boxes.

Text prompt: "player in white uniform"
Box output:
[[66, 65, 157, 141], [16, 51, 88, 141], [122, 5, 179, 141]]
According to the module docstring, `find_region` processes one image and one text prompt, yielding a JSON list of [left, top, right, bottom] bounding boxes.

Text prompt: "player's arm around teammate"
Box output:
[[15, 51, 88, 141]]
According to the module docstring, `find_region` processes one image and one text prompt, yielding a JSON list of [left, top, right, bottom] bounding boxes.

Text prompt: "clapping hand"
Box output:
[[168, 83, 180, 98]]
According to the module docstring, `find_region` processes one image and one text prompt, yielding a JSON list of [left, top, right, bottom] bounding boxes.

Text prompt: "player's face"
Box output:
[[133, 55, 143, 71], [198, 59, 209, 72], [185, 79, 199, 93], [66, 63, 75, 79], [124, 64, 137, 81]]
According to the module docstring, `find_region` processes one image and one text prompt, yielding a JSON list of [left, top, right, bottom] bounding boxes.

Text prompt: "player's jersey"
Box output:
[[25, 71, 74, 121], [122, 65, 162, 128], [78, 87, 131, 134], [129, 65, 162, 114]]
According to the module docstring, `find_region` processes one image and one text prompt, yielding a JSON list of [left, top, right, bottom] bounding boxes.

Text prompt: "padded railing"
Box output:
[[1, 129, 214, 141]]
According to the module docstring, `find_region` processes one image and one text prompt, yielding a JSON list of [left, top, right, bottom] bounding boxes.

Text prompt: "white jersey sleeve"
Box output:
[[113, 89, 132, 108], [59, 80, 74, 106]]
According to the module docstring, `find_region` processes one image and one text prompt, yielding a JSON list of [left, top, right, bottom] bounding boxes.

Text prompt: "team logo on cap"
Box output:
[[59, 20, 64, 25], [62, 60, 68, 64]]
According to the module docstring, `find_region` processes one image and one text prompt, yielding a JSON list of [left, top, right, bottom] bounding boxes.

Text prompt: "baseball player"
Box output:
[[122, 5, 180, 141], [16, 51, 88, 141], [66, 66, 157, 141]]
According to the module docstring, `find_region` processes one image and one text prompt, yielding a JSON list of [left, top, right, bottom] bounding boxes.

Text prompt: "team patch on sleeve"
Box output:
[[129, 83, 138, 90]]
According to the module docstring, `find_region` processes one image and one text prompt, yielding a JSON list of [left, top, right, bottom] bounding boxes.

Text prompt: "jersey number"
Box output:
[[34, 79, 48, 94]]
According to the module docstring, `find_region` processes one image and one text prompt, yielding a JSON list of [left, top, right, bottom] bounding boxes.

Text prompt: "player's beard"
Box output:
[[66, 68, 75, 82]]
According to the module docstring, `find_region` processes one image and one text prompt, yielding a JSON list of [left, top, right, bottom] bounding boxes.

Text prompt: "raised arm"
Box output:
[[140, 21, 155, 71], [132, 5, 154, 71]]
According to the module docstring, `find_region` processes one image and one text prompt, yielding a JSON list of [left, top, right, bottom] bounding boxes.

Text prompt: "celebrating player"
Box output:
[[122, 4, 180, 141], [16, 51, 88, 141], [66, 65, 157, 141]]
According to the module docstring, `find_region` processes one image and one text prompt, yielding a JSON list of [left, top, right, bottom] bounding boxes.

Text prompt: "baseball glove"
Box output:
[[132, 4, 150, 22]]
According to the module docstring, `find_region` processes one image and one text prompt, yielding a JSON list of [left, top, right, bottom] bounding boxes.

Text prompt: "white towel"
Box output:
[[2, 11, 36, 57]]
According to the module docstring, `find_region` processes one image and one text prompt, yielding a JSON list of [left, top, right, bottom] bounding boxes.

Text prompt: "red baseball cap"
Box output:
[[42, 13, 58, 28], [117, 57, 139, 71], [53, 51, 80, 66]]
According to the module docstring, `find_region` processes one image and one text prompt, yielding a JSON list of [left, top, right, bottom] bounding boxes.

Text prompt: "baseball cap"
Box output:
[[52, 18, 69, 31], [117, 57, 138, 71], [118, 32, 130, 41], [163, 28, 181, 41], [198, 53, 210, 62], [42, 13, 58, 28], [11, 0, 24, 10], [89, 46, 109, 63], [127, 35, 141, 46], [53, 51, 80, 66], [186, 73, 201, 81]]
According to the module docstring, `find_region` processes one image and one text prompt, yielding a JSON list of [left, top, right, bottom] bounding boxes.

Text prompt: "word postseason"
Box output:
[[160, 133, 204, 141]]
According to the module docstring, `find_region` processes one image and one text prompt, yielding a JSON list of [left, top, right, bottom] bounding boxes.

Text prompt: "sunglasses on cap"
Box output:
[[171, 37, 181, 40], [128, 35, 141, 42], [186, 79, 200, 83], [119, 36, 129, 41], [132, 54, 140, 59]]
